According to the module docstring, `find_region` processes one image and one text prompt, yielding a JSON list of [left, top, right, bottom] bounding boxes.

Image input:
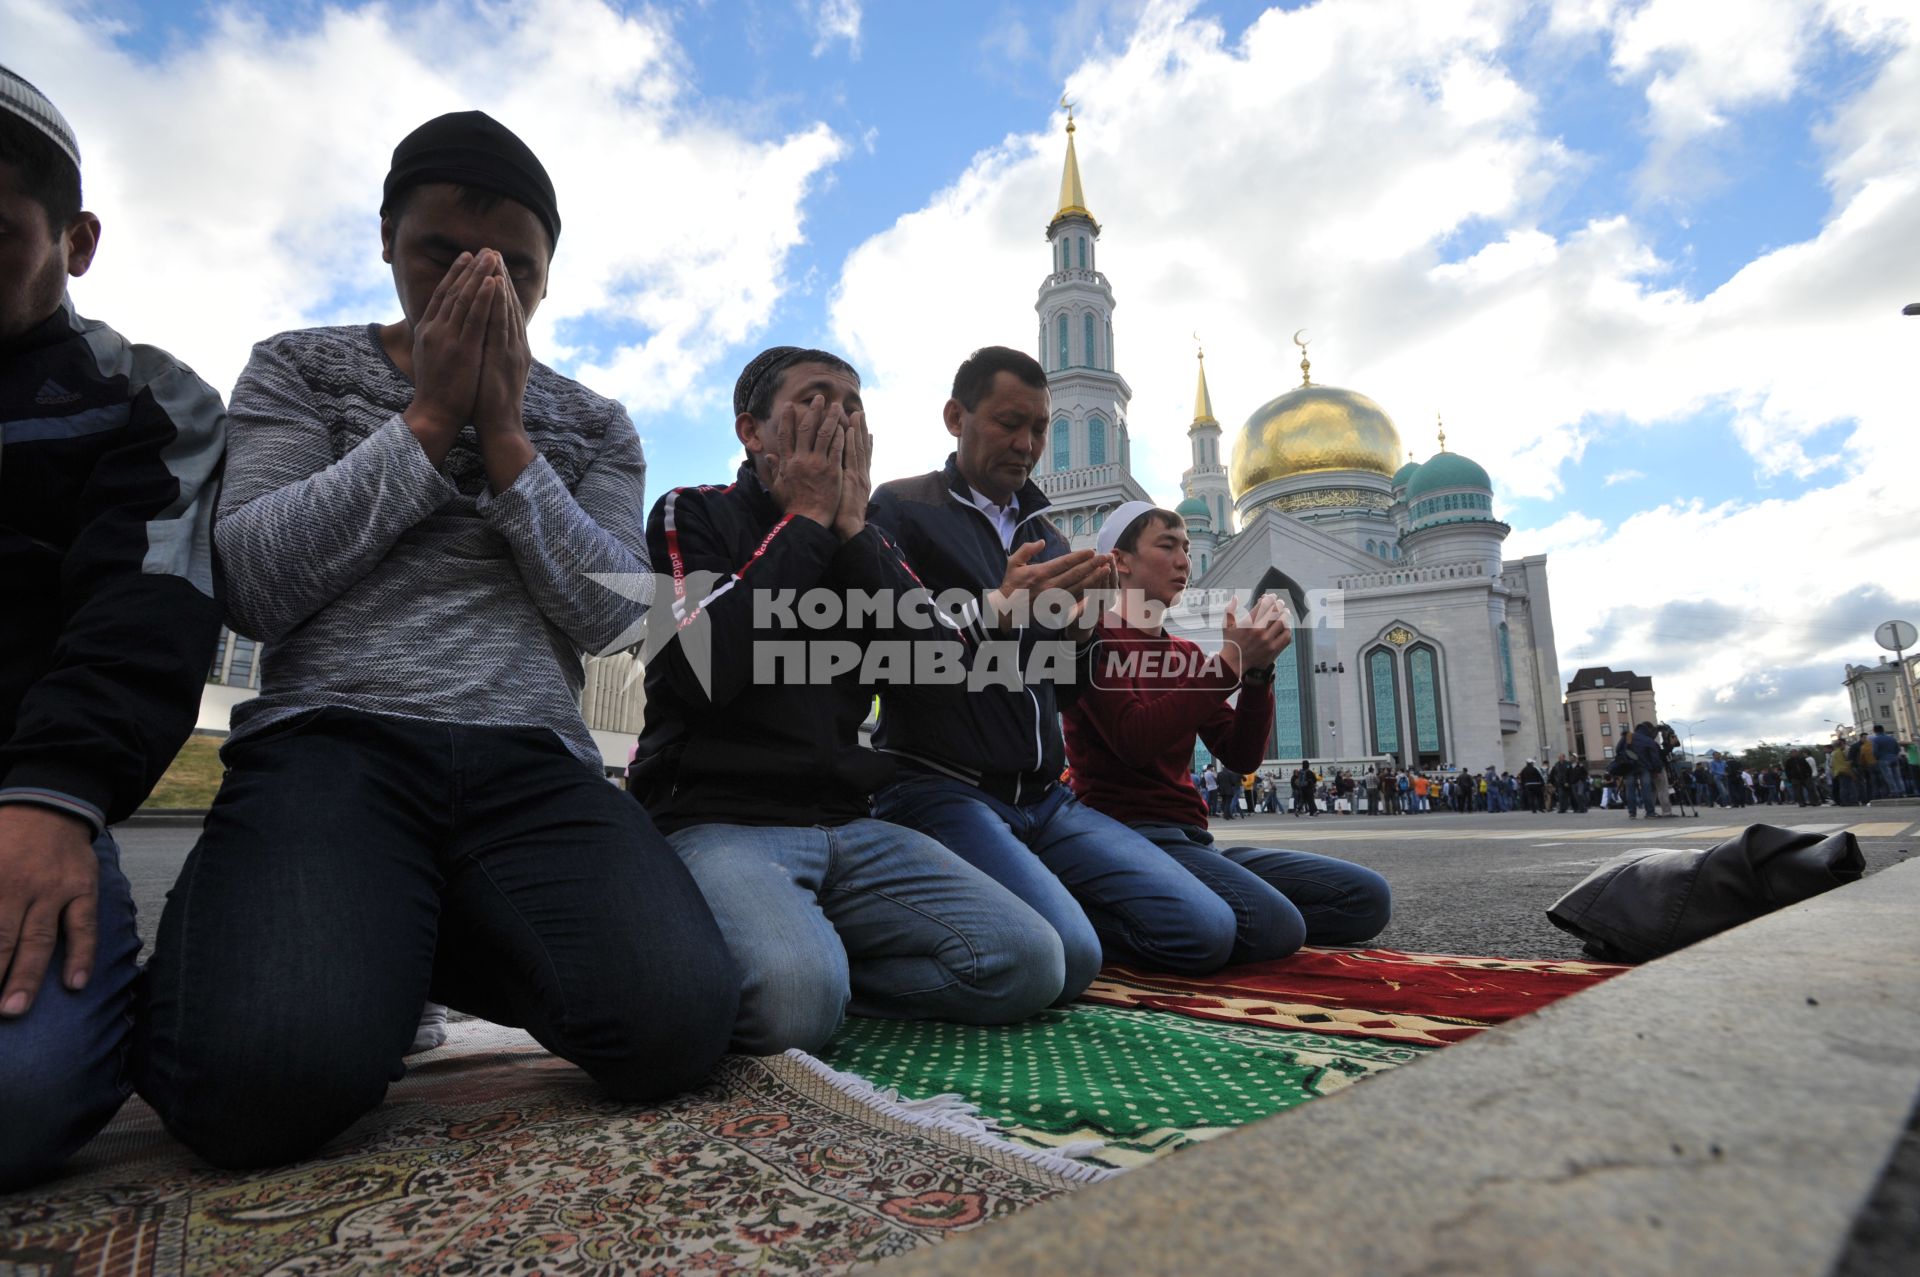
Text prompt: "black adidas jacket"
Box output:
[[631, 460, 942, 832], [866, 454, 1090, 804], [1, 296, 226, 834]]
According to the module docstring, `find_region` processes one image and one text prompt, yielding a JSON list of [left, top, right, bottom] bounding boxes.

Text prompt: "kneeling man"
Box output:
[[133, 112, 739, 1168], [632, 347, 1063, 1053], [1064, 504, 1391, 960]]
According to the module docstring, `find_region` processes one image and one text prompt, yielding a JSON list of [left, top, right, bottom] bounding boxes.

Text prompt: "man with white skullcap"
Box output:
[[0, 65, 228, 1188], [1062, 503, 1392, 961]]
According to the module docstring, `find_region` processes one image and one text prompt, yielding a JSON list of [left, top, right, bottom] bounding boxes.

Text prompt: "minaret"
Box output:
[[1032, 103, 1148, 549], [1181, 346, 1235, 537]]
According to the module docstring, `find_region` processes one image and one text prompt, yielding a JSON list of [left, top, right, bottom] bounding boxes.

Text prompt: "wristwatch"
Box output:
[[1240, 664, 1277, 687]]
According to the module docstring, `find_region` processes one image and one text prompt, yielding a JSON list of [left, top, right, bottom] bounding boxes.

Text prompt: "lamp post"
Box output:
[[1672, 718, 1705, 764]]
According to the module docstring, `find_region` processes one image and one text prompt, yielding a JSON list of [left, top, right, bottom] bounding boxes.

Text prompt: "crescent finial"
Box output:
[[1292, 329, 1312, 386]]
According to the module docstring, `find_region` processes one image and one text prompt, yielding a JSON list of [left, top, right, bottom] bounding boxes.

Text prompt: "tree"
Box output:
[[1738, 741, 1792, 771]]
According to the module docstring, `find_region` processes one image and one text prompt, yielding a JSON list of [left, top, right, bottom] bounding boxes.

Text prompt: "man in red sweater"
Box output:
[[1063, 504, 1392, 962]]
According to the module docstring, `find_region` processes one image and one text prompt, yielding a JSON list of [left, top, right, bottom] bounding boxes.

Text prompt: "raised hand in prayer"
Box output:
[[473, 249, 537, 492], [1218, 593, 1293, 680], [403, 250, 495, 464], [833, 408, 871, 541], [764, 392, 845, 530], [986, 542, 1113, 635]]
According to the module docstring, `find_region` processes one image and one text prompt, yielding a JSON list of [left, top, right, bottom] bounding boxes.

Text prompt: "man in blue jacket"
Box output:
[[0, 66, 226, 1188], [867, 346, 1236, 1000]]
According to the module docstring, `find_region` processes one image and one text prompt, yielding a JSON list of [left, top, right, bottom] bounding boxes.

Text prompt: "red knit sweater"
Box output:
[[1063, 618, 1275, 828]]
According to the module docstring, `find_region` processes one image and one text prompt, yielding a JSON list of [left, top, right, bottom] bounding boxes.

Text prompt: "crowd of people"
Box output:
[[1189, 719, 1916, 820]]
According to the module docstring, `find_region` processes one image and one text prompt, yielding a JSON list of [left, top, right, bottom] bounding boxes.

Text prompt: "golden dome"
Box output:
[[1229, 384, 1405, 496]]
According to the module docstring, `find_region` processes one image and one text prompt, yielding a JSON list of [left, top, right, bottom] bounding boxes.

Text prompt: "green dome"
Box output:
[[1176, 496, 1212, 524], [1405, 451, 1491, 499], [1391, 459, 1421, 490]]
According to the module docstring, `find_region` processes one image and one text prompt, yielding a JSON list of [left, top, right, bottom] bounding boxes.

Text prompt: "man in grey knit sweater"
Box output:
[[132, 111, 739, 1169]]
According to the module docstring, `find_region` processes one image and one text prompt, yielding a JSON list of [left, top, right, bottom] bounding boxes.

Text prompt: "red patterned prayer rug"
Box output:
[[1079, 946, 1629, 1046]]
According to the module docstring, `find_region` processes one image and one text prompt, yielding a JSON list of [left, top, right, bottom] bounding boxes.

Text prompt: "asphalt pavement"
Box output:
[[113, 805, 1917, 961]]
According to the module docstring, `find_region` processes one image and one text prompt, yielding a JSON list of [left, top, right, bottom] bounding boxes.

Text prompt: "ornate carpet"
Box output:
[[1, 949, 1624, 1272]]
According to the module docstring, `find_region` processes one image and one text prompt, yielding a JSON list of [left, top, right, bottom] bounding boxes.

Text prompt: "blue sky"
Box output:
[[11, 0, 1919, 749]]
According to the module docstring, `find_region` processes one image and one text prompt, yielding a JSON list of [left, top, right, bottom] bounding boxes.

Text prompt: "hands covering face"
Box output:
[[764, 394, 871, 541], [405, 249, 534, 487]]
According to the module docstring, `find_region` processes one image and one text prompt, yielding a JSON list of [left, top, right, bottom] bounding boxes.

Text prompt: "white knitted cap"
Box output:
[[0, 64, 80, 169], [1095, 500, 1164, 556]]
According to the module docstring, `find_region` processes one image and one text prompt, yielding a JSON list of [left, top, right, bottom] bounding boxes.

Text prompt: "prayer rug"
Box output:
[[0, 1023, 1090, 1277], [821, 946, 1628, 1168], [1081, 947, 1629, 1045]]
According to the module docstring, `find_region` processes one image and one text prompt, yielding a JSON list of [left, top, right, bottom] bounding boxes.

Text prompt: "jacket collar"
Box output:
[[940, 452, 1052, 523], [1, 292, 84, 357], [734, 457, 782, 524]]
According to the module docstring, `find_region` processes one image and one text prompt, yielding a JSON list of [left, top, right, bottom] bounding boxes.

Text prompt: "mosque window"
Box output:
[[1366, 539, 1377, 555], [1085, 312, 1098, 370], [1369, 648, 1401, 756], [1093, 510, 1106, 531], [1072, 514, 1086, 535], [1407, 646, 1442, 756], [1216, 496, 1226, 528], [1057, 314, 1069, 369], [1077, 237, 1087, 269], [1106, 320, 1115, 370], [1088, 416, 1108, 465], [1270, 636, 1306, 760], [1498, 622, 1516, 701], [1053, 417, 1071, 471]]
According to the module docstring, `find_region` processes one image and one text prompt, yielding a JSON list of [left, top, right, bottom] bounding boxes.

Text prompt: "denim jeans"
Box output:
[[133, 708, 740, 1169], [1624, 771, 1658, 815], [1128, 824, 1391, 963], [871, 776, 1235, 997], [666, 818, 1064, 1054], [0, 830, 140, 1189]]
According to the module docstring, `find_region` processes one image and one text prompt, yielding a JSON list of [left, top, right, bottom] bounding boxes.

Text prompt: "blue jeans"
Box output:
[[1625, 771, 1659, 815], [1129, 824, 1391, 963], [871, 777, 1235, 996], [667, 818, 1064, 1054], [0, 830, 140, 1189], [1878, 759, 1906, 798], [133, 708, 740, 1169]]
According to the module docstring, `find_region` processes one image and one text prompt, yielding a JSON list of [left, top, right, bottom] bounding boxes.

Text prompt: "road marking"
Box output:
[[1846, 821, 1913, 837]]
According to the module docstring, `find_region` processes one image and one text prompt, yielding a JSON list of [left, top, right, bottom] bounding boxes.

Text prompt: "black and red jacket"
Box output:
[[1, 295, 225, 834], [631, 460, 941, 832]]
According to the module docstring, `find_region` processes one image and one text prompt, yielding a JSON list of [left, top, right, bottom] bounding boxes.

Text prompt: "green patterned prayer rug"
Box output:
[[820, 1004, 1431, 1169]]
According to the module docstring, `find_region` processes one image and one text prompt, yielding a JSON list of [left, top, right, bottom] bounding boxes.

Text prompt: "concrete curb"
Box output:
[[883, 861, 1920, 1276]]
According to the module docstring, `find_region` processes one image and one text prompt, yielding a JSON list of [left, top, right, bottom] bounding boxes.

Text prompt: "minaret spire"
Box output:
[[1293, 328, 1312, 386], [1192, 342, 1217, 425], [1437, 412, 1447, 452], [1049, 98, 1095, 230]]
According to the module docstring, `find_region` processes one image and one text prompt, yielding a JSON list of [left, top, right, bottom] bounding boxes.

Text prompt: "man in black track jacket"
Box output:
[[633, 346, 1063, 1053], [0, 66, 225, 1188], [867, 346, 1238, 1002]]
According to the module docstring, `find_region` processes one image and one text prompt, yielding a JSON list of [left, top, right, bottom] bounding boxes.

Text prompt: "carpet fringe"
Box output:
[[782, 1050, 1120, 1184]]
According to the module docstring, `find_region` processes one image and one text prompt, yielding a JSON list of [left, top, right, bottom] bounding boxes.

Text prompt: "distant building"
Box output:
[[1843, 656, 1919, 741], [197, 625, 645, 775], [1563, 667, 1657, 766]]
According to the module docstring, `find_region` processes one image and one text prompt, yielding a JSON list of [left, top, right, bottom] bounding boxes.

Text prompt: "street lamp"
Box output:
[[1672, 718, 1704, 760]]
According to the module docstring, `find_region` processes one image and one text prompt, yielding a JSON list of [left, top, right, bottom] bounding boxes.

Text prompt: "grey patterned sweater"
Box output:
[[216, 324, 652, 769]]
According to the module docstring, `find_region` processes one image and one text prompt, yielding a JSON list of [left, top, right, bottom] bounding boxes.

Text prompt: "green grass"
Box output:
[[143, 734, 226, 809]]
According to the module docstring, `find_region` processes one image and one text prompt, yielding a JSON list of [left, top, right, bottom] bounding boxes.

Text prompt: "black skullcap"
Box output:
[[733, 346, 859, 419], [381, 110, 560, 249]]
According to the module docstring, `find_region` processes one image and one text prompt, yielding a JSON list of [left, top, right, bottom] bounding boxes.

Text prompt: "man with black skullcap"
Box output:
[[0, 65, 226, 1189], [133, 110, 740, 1169], [630, 346, 1063, 1053]]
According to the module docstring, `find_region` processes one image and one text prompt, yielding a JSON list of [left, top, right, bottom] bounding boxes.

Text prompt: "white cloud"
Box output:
[[807, 0, 862, 58], [6, 0, 845, 415], [1602, 468, 1644, 485], [830, 0, 1920, 746]]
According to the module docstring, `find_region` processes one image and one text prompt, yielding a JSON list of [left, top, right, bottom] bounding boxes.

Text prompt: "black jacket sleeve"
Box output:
[[0, 356, 226, 831]]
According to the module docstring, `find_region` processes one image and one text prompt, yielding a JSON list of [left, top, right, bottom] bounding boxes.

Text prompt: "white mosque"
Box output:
[[1031, 114, 1564, 774]]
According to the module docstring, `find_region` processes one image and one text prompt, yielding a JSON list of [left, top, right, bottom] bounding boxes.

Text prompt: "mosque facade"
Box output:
[[1032, 119, 1565, 775]]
